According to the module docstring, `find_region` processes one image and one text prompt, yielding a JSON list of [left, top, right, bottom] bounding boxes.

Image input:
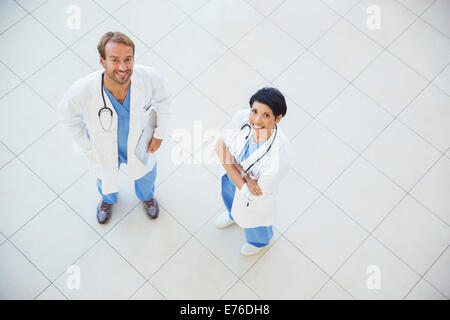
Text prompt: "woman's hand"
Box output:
[[244, 175, 262, 196]]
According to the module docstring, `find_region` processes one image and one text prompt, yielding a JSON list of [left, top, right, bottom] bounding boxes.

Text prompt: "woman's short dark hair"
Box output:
[[249, 87, 287, 118]]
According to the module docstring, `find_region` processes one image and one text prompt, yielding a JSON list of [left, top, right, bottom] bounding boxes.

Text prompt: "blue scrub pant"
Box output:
[[221, 174, 273, 248], [97, 162, 157, 205]]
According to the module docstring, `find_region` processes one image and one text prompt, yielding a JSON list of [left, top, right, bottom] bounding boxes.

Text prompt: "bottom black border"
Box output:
[[1, 299, 445, 318]]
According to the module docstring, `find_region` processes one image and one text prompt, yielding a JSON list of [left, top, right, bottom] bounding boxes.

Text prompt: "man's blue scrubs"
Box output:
[[221, 137, 274, 248], [97, 85, 157, 204]]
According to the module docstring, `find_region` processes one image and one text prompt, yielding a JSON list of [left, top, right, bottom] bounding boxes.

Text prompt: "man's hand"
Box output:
[[147, 137, 162, 153], [244, 175, 262, 196]]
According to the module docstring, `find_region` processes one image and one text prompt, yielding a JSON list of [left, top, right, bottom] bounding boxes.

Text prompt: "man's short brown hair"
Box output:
[[97, 31, 135, 59]]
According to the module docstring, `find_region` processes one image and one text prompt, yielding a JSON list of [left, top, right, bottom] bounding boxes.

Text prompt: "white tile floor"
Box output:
[[0, 0, 449, 300]]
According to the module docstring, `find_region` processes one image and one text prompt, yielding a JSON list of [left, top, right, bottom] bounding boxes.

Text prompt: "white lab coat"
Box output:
[[57, 64, 172, 194], [221, 109, 291, 228]]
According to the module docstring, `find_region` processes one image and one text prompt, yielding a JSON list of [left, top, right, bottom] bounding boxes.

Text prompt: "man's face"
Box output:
[[100, 41, 134, 86]]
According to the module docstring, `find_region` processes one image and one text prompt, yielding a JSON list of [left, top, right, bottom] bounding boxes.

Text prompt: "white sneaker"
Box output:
[[240, 243, 264, 256], [215, 211, 235, 229]]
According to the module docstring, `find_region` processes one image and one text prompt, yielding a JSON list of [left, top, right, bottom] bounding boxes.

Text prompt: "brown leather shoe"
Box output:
[[97, 200, 113, 224], [143, 197, 159, 219]]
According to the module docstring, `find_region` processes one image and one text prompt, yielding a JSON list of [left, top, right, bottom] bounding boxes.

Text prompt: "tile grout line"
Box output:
[[4, 236, 70, 300], [44, 209, 145, 299], [219, 277, 262, 300], [46, 236, 105, 299], [314, 94, 449, 229], [2, 2, 248, 286], [3, 3, 442, 179], [14, 121, 61, 158], [192, 232, 264, 300], [288, 148, 448, 298], [287, 138, 448, 291], [393, 0, 436, 17], [103, 196, 239, 299], [221, 151, 358, 298], [7, 4, 111, 81], [369, 151, 450, 231], [0, 138, 17, 170], [5, 158, 101, 243], [56, 185, 216, 300], [4, 176, 111, 297], [284, 149, 444, 298], [284, 0, 448, 159], [403, 245, 450, 300], [174, 0, 293, 119], [0, 0, 49, 37], [311, 277, 356, 300], [2, 0, 218, 298], [277, 170, 370, 299], [3, 156, 148, 299], [270, 13, 382, 141], [34, 140, 195, 300], [3, 0, 140, 104], [126, 278, 152, 300], [5, 167, 60, 241], [0, 2, 115, 115], [284, 234, 357, 300], [137, 204, 218, 299], [185, 0, 448, 294], [167, 0, 213, 17], [395, 0, 449, 40], [64, 0, 450, 300], [243, 0, 289, 18], [147, 201, 265, 300], [310, 44, 449, 220], [194, 207, 268, 299], [283, 4, 450, 230], [164, 1, 354, 162]]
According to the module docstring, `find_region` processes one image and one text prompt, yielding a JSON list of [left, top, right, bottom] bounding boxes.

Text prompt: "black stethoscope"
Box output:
[[239, 122, 278, 179], [98, 73, 113, 132]]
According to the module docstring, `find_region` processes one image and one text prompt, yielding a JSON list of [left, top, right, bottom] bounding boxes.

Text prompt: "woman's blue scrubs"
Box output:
[[96, 86, 157, 204], [221, 138, 274, 248]]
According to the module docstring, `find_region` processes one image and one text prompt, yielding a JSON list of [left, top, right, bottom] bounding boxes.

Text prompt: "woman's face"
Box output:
[[249, 101, 282, 141]]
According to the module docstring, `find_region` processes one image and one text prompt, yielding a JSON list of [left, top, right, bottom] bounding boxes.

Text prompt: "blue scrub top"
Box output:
[[104, 86, 131, 165]]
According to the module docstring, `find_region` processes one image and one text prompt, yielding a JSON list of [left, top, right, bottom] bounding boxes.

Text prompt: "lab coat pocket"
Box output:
[[246, 193, 275, 211]]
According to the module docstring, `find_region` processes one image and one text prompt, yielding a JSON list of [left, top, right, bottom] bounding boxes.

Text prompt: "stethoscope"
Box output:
[[238, 122, 278, 179], [97, 73, 152, 133], [98, 73, 113, 132]]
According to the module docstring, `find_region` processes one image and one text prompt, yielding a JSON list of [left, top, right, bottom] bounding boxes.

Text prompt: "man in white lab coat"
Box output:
[[57, 32, 172, 224]]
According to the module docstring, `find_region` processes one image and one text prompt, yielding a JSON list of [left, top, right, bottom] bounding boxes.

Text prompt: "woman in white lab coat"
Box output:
[[215, 87, 290, 256]]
